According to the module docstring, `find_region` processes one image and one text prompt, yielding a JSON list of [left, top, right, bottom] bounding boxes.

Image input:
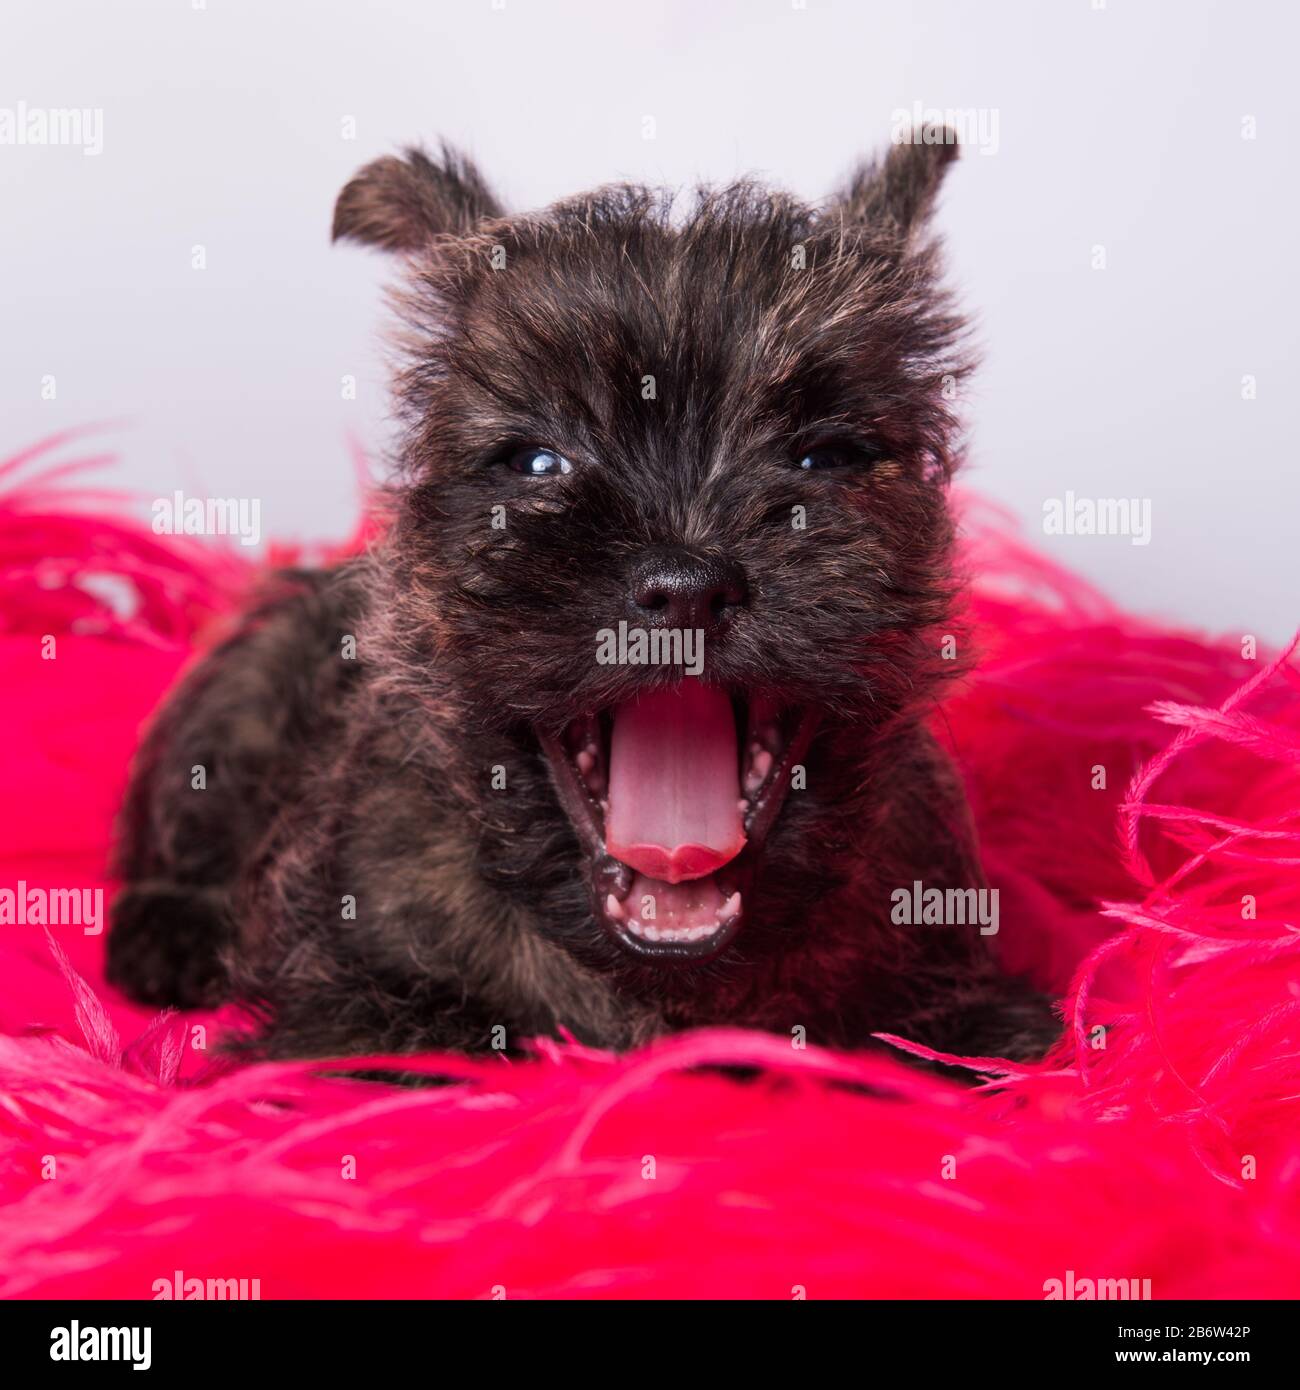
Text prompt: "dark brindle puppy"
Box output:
[[107, 130, 1057, 1063]]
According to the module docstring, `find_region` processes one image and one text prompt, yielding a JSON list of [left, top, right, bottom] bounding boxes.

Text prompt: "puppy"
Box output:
[[107, 131, 1058, 1063]]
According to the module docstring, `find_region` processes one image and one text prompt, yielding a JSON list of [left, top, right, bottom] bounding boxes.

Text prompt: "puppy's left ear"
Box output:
[[829, 126, 959, 236], [332, 143, 504, 251]]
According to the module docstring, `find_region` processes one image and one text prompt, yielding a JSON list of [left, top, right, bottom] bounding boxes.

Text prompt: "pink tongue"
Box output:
[[606, 683, 746, 884]]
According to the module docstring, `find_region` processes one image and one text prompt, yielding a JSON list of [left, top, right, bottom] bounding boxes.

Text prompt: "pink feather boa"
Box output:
[[1, 430, 1297, 1299]]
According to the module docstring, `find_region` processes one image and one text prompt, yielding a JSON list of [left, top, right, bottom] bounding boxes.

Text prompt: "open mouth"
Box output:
[[539, 684, 819, 964]]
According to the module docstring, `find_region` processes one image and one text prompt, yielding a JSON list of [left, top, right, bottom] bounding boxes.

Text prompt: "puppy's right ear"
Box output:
[[332, 143, 504, 252]]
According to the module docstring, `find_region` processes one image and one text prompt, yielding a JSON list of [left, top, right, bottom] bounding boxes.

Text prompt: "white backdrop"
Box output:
[[2, 0, 1294, 640]]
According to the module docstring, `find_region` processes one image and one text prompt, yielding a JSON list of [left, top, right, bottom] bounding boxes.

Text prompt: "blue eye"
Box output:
[[795, 443, 882, 472], [507, 447, 573, 477]]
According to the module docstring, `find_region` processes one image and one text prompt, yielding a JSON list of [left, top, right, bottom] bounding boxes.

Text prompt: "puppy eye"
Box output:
[[506, 447, 573, 477], [795, 443, 881, 472]]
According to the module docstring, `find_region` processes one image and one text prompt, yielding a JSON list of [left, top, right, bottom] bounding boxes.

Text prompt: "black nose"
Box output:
[[628, 548, 749, 635]]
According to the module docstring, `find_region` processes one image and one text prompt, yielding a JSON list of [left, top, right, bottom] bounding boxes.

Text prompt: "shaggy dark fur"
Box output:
[[107, 130, 1058, 1064]]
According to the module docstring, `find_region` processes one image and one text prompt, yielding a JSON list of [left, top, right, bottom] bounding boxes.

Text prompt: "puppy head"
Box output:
[[336, 132, 969, 976]]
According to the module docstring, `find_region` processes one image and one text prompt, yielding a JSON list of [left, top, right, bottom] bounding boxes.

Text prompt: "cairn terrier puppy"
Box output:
[[107, 131, 1057, 1063]]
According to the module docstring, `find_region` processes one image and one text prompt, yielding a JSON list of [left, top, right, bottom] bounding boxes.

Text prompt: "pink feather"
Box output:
[[1, 440, 1297, 1299]]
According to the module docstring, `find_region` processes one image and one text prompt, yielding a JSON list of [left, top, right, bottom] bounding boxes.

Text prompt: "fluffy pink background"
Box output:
[[2, 431, 1298, 1299]]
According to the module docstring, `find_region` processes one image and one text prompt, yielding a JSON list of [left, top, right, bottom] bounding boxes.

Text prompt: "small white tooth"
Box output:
[[718, 891, 742, 922], [605, 893, 625, 922], [752, 749, 773, 782], [577, 750, 595, 775]]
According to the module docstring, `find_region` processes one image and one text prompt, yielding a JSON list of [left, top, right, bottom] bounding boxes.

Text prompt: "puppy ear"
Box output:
[[830, 126, 959, 235], [332, 143, 504, 251]]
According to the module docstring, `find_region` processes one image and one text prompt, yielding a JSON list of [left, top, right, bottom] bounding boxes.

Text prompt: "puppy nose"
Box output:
[[628, 548, 749, 635]]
